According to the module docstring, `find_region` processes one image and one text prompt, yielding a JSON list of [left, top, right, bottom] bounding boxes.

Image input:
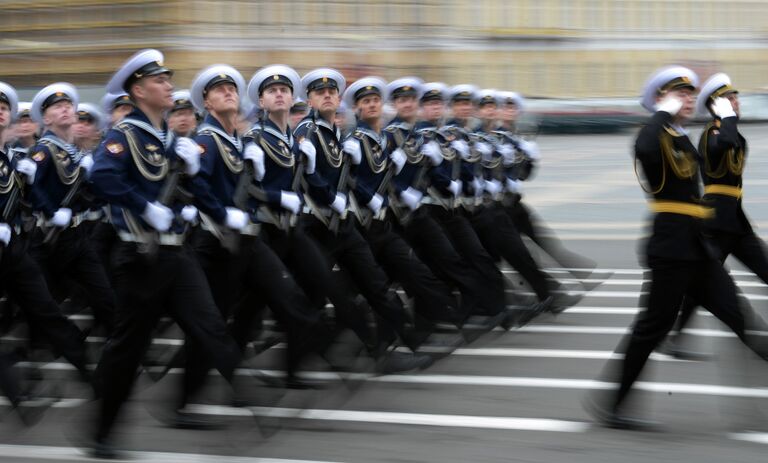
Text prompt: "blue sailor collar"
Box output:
[[119, 108, 175, 150], [354, 120, 387, 151], [385, 116, 412, 132], [260, 117, 294, 147], [197, 114, 243, 152], [297, 114, 341, 141], [39, 130, 80, 158]]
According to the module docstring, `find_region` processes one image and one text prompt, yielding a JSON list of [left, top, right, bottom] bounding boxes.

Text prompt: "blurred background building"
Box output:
[[1, 0, 767, 121]]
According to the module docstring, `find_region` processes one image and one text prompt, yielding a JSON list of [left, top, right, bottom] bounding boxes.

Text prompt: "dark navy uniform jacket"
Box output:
[[190, 114, 247, 224], [349, 120, 391, 209], [0, 145, 24, 226], [293, 114, 343, 209], [444, 118, 483, 197], [698, 116, 751, 234], [243, 117, 303, 216], [27, 130, 91, 218], [91, 107, 186, 234], [386, 117, 425, 197], [413, 120, 452, 197]]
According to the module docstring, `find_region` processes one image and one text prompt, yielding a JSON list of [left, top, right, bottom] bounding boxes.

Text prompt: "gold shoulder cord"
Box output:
[[700, 121, 745, 178], [357, 132, 386, 174], [40, 141, 81, 186], [0, 159, 17, 194], [633, 132, 666, 195], [120, 127, 169, 182], [391, 127, 423, 163], [258, 135, 294, 170], [659, 128, 697, 179], [316, 128, 342, 168], [634, 154, 665, 195], [209, 132, 245, 174]]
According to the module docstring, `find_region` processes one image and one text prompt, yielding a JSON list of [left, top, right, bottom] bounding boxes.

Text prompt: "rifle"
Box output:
[[43, 167, 86, 246], [135, 159, 185, 255], [328, 158, 350, 234], [328, 119, 352, 234], [358, 124, 416, 229], [282, 109, 317, 230], [388, 130, 433, 226]]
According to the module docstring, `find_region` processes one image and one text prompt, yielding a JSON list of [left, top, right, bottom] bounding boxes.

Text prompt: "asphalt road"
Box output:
[[2, 123, 768, 462]]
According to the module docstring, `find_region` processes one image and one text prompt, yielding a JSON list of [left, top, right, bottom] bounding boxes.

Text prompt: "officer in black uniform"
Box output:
[[663, 73, 768, 358], [584, 66, 768, 429], [89, 50, 246, 457], [294, 68, 432, 368], [26, 83, 116, 336]]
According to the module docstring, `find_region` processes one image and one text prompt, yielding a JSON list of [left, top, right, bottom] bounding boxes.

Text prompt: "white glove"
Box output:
[[142, 201, 173, 232], [0, 223, 11, 246], [49, 208, 72, 228], [654, 94, 683, 116], [420, 140, 443, 166], [518, 140, 540, 161], [711, 97, 736, 119], [180, 205, 198, 223], [474, 141, 493, 159], [484, 179, 503, 196], [400, 187, 423, 211], [343, 139, 362, 165], [224, 207, 248, 230], [448, 180, 462, 197], [505, 178, 522, 194], [79, 155, 94, 176], [450, 140, 470, 160], [279, 191, 302, 215], [299, 139, 317, 174], [243, 143, 266, 181], [15, 158, 37, 184], [367, 193, 384, 215], [175, 137, 201, 176], [471, 177, 484, 197], [389, 148, 406, 174], [330, 193, 347, 214], [498, 144, 516, 166]]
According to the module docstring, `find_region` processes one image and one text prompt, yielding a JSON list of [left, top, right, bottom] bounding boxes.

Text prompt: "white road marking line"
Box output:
[[365, 375, 768, 398], [450, 348, 687, 362], [532, 268, 761, 277], [564, 279, 768, 288], [186, 405, 590, 433], [8, 372, 768, 407], [729, 432, 768, 445], [565, 290, 768, 301], [516, 325, 746, 337], [0, 444, 343, 463]]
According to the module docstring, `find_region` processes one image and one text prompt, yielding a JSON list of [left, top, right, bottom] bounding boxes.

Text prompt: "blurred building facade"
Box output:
[[1, 0, 767, 98]]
